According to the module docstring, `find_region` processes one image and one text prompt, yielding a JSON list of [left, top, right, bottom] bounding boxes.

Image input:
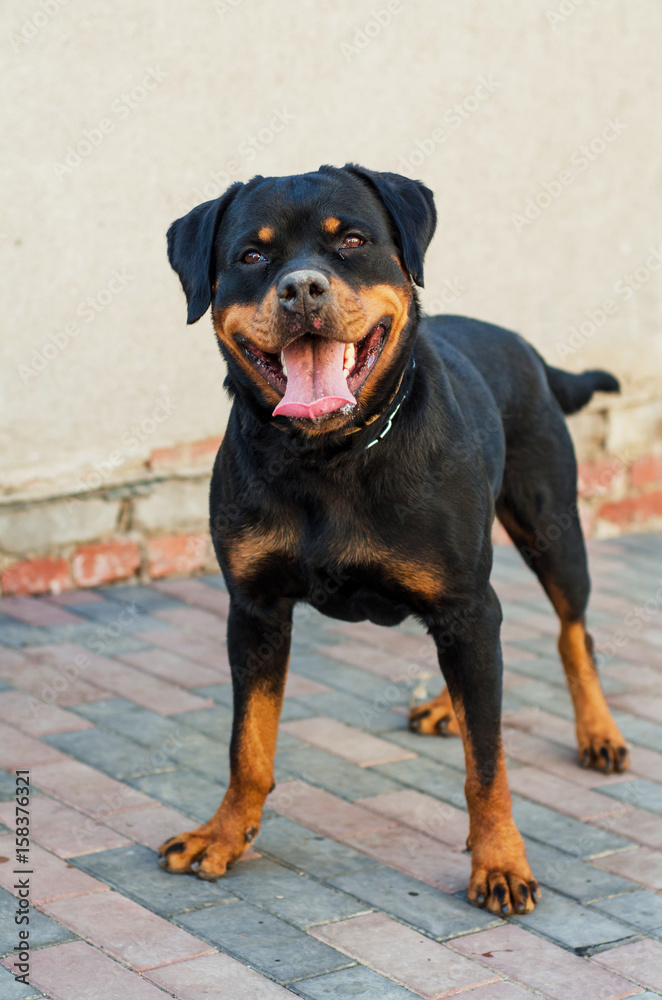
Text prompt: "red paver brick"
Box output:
[[152, 577, 230, 617], [30, 759, 155, 818], [15, 939, 171, 999], [0, 836, 108, 904], [267, 781, 396, 839], [72, 540, 141, 588], [599, 490, 662, 527], [0, 720, 68, 768], [317, 641, 423, 681], [103, 804, 198, 849], [502, 707, 576, 746], [603, 662, 662, 692], [343, 825, 472, 894], [578, 458, 626, 498], [624, 744, 662, 783], [0, 658, 108, 706], [147, 534, 208, 579], [591, 805, 662, 850], [153, 604, 227, 642], [609, 692, 662, 725], [592, 937, 662, 992], [0, 596, 83, 626], [499, 621, 543, 643], [138, 627, 226, 669], [146, 952, 295, 998], [452, 984, 547, 1000], [448, 924, 638, 1000], [311, 912, 500, 998], [506, 766, 632, 821], [0, 689, 94, 737], [284, 672, 330, 697], [591, 845, 662, 890], [1, 558, 71, 597], [44, 646, 212, 715], [356, 789, 469, 850], [630, 452, 662, 488], [42, 892, 215, 971], [0, 796, 131, 858], [281, 717, 417, 767], [119, 647, 229, 687]]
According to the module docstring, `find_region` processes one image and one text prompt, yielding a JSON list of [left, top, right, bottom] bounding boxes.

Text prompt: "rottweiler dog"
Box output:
[[159, 164, 628, 916]]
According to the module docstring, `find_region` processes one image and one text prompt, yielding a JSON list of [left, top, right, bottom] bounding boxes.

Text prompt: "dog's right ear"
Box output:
[[167, 182, 243, 324]]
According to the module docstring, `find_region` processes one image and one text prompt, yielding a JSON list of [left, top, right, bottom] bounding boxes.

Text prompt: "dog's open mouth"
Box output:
[[239, 318, 390, 420]]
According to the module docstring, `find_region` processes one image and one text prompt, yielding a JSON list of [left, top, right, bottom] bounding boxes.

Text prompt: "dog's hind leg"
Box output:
[[159, 597, 292, 879], [495, 407, 628, 773]]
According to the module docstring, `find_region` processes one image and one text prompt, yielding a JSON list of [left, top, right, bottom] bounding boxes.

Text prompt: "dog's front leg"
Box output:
[[159, 597, 292, 880], [430, 586, 541, 915]]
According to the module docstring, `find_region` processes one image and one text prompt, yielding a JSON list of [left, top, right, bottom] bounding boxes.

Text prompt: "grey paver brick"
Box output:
[[166, 733, 230, 782], [382, 727, 469, 772], [222, 856, 371, 928], [591, 889, 662, 935], [293, 964, 420, 999], [256, 817, 380, 880], [374, 756, 467, 809], [71, 698, 199, 747], [524, 838, 640, 903], [330, 866, 498, 939], [98, 585, 185, 612], [42, 728, 174, 780], [0, 964, 43, 999], [596, 777, 662, 815], [170, 706, 234, 740], [68, 844, 233, 917], [176, 899, 351, 984], [275, 746, 403, 801], [512, 799, 633, 857], [0, 888, 74, 957], [511, 887, 635, 952], [127, 769, 225, 823], [612, 711, 662, 753], [0, 773, 16, 802]]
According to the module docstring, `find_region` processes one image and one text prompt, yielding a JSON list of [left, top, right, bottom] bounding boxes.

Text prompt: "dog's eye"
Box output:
[[242, 250, 268, 264], [340, 235, 364, 249]]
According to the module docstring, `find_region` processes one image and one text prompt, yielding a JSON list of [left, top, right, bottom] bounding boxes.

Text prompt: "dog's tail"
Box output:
[[544, 365, 620, 415]]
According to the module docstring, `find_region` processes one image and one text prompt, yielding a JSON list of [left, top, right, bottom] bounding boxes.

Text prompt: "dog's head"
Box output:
[[167, 165, 436, 433]]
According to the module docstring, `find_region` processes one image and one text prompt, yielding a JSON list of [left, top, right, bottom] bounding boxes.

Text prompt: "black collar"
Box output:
[[364, 356, 416, 451]]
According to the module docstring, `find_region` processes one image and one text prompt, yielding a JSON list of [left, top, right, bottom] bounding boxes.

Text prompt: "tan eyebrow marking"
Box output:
[[257, 226, 274, 241], [322, 217, 341, 234]]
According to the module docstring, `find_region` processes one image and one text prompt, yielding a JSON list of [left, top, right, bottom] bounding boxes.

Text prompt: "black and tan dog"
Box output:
[[159, 165, 628, 916]]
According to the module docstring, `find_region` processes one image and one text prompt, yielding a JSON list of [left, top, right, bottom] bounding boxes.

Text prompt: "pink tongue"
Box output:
[[273, 336, 356, 419]]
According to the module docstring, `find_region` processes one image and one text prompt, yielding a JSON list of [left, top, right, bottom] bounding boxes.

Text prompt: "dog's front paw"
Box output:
[[409, 687, 460, 736], [577, 725, 629, 773], [468, 826, 540, 916], [158, 824, 251, 880]]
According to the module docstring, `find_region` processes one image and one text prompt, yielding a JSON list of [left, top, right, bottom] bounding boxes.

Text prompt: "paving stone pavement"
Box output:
[[0, 533, 661, 998]]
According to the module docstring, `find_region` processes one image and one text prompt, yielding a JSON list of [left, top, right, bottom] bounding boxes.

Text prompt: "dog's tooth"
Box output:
[[280, 351, 287, 377], [344, 343, 356, 370]]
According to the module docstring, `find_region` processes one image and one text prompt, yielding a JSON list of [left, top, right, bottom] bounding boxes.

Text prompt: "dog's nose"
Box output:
[[277, 269, 330, 313]]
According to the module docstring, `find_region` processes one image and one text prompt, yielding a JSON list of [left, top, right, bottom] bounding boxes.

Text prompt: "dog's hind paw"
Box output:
[[158, 826, 246, 879], [408, 686, 461, 736]]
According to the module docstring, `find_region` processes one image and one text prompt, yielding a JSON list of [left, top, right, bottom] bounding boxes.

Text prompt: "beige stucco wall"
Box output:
[[2, 0, 661, 503]]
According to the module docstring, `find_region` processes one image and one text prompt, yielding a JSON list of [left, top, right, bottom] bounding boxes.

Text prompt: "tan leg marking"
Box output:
[[559, 620, 629, 773], [158, 684, 285, 880]]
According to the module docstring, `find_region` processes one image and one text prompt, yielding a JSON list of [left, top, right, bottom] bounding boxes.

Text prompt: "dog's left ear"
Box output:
[[343, 164, 436, 287], [167, 181, 243, 324]]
